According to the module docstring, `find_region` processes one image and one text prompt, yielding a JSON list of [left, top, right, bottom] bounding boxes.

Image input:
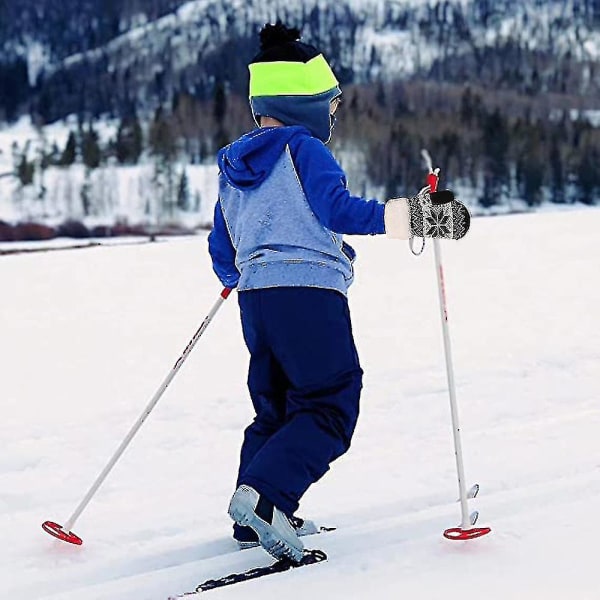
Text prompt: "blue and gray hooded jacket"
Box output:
[[207, 125, 386, 296]]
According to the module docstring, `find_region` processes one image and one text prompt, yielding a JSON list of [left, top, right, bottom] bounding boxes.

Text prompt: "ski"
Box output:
[[168, 549, 327, 598]]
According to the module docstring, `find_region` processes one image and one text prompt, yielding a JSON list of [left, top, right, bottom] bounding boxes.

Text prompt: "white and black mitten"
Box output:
[[384, 188, 470, 240]]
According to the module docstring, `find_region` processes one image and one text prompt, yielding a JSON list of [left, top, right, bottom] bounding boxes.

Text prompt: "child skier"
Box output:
[[208, 22, 469, 563]]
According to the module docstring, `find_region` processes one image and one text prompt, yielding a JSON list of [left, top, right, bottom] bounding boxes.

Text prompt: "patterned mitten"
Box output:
[[408, 188, 470, 240]]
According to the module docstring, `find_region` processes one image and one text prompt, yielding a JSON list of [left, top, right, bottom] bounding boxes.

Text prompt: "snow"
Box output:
[[25, 40, 50, 87], [0, 117, 217, 229], [2, 208, 600, 599], [0, 116, 77, 172]]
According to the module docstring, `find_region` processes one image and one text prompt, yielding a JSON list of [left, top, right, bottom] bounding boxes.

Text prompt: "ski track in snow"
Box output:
[[22, 467, 600, 600], [1, 209, 600, 599]]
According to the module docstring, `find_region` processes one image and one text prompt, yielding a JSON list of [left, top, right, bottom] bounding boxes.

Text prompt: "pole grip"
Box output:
[[427, 171, 439, 193]]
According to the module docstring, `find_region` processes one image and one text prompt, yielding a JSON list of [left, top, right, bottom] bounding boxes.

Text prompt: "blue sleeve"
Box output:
[[207, 200, 240, 288], [288, 135, 386, 235]]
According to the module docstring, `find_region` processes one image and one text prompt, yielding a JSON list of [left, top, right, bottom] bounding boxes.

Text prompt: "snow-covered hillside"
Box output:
[[2, 209, 599, 599], [22, 0, 600, 82], [0, 117, 217, 230], [3, 0, 600, 123]]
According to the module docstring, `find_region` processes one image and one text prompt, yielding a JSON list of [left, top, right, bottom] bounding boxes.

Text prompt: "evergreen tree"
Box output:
[[479, 109, 510, 207], [213, 80, 229, 150], [81, 125, 101, 169], [518, 151, 545, 207], [149, 107, 178, 220], [60, 132, 77, 166], [176, 168, 190, 211], [116, 114, 143, 164], [17, 153, 35, 186], [149, 107, 176, 160], [213, 80, 227, 125], [459, 86, 482, 126], [576, 143, 600, 205], [549, 137, 565, 203]]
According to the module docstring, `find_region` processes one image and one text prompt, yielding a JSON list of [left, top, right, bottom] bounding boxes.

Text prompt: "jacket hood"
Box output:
[[250, 87, 341, 143], [218, 125, 309, 190]]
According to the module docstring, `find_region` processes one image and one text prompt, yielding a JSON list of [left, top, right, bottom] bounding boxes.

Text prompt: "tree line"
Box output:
[[334, 81, 600, 207], [13, 80, 600, 210]]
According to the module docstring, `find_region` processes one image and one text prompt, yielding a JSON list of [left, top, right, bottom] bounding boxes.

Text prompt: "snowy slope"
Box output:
[[24, 0, 600, 80], [1, 209, 600, 599], [0, 117, 218, 228], [4, 0, 600, 125]]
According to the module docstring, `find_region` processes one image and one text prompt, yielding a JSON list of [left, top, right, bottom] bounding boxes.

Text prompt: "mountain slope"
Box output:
[[2, 0, 600, 122]]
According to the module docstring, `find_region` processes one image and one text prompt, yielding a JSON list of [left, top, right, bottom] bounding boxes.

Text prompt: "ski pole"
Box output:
[[420, 150, 491, 541], [42, 287, 233, 545]]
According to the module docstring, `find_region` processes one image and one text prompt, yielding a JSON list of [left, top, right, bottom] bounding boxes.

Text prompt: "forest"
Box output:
[[11, 79, 600, 212]]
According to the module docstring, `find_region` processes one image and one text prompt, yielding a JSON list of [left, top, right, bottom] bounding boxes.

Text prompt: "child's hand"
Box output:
[[384, 189, 471, 240], [407, 189, 471, 240]]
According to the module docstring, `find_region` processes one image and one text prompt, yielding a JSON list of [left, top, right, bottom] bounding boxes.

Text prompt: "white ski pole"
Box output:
[[420, 150, 491, 541], [42, 287, 233, 545]]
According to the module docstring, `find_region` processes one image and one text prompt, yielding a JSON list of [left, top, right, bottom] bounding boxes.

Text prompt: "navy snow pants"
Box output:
[[236, 287, 363, 516]]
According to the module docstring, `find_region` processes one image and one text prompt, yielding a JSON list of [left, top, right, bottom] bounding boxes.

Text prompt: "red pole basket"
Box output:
[[443, 526, 492, 541], [42, 521, 83, 545]]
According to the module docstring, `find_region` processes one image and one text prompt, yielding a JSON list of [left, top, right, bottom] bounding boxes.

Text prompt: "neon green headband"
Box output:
[[249, 54, 339, 98]]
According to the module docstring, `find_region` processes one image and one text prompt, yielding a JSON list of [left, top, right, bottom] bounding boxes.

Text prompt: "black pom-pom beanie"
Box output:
[[248, 22, 341, 143]]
